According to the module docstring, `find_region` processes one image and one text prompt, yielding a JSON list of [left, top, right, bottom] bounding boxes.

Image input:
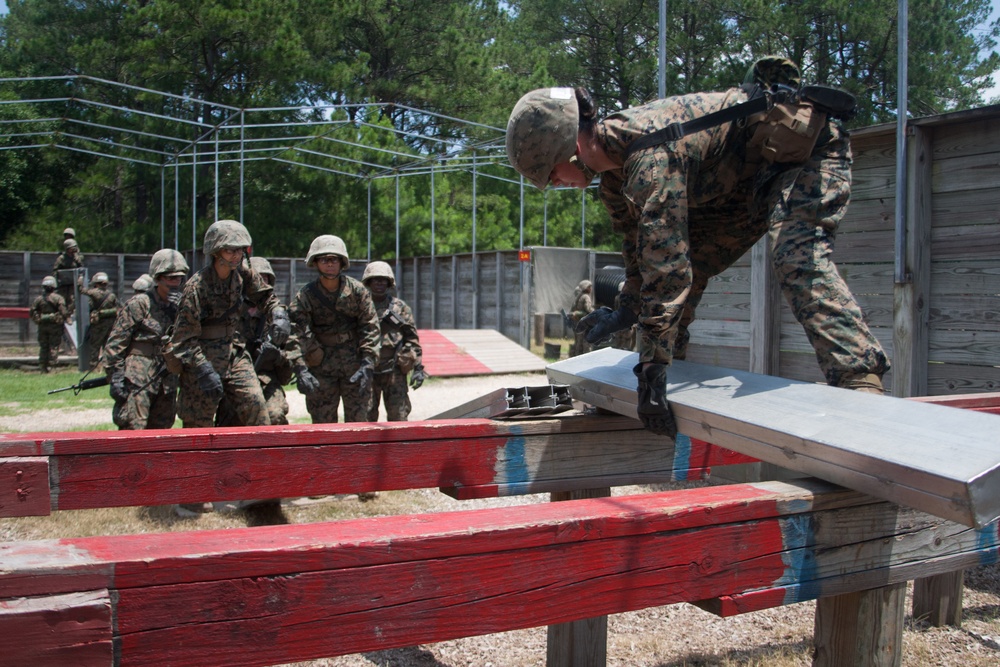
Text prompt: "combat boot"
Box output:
[[633, 362, 677, 438], [838, 372, 884, 395]]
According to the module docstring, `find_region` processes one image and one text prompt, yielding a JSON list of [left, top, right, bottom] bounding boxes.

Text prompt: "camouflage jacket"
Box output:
[[82, 286, 119, 323], [594, 87, 848, 311], [52, 252, 85, 274], [238, 299, 293, 386], [102, 290, 179, 390], [372, 295, 421, 374], [169, 262, 280, 370], [288, 275, 379, 377], [30, 292, 68, 327], [571, 292, 593, 322]]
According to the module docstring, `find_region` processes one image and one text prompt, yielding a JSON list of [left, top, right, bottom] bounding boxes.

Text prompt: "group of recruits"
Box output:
[[30, 227, 121, 373], [36, 220, 426, 523]]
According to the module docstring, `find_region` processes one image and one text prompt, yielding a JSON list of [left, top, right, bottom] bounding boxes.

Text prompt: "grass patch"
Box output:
[[0, 367, 113, 413]]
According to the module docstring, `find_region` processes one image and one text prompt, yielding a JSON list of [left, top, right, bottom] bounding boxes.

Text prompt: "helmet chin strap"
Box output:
[[569, 155, 597, 183]]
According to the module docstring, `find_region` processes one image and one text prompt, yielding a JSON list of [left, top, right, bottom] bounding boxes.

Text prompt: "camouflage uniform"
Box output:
[[288, 276, 380, 423], [569, 280, 594, 357], [368, 295, 422, 421], [593, 88, 888, 385], [52, 240, 85, 315], [609, 289, 636, 351], [101, 289, 179, 429], [30, 279, 68, 372], [81, 277, 119, 369], [169, 262, 282, 428], [216, 297, 293, 427]]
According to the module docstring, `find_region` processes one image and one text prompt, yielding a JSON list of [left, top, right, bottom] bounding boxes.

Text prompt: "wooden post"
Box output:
[[546, 487, 611, 667], [534, 312, 545, 346], [913, 570, 964, 627], [813, 583, 906, 667]]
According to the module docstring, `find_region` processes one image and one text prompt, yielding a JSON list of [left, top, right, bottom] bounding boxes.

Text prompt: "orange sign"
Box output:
[[518, 250, 531, 262]]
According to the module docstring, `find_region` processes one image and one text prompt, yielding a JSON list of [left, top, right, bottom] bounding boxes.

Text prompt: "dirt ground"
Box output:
[[3, 368, 1000, 666]]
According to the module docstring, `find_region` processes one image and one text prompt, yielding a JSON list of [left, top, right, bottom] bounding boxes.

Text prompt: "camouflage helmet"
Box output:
[[63, 238, 79, 251], [577, 279, 592, 291], [203, 219, 252, 256], [63, 227, 76, 237], [506, 87, 579, 190], [90, 272, 109, 285], [42, 275, 58, 290], [305, 235, 350, 270], [249, 256, 275, 280], [744, 56, 801, 89], [133, 274, 153, 292], [362, 260, 395, 286], [149, 248, 190, 278]]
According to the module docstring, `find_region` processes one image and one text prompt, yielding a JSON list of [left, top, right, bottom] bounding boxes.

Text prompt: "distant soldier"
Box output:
[[102, 249, 188, 431], [63, 227, 75, 242], [287, 235, 379, 424], [30, 275, 68, 373], [52, 237, 85, 316], [81, 272, 119, 369], [362, 261, 425, 422], [216, 256, 292, 427], [168, 220, 291, 429], [609, 281, 636, 351], [569, 279, 594, 357], [132, 274, 153, 293]]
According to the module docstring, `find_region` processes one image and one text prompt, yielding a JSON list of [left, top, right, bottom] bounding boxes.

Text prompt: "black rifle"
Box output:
[[48, 374, 109, 395]]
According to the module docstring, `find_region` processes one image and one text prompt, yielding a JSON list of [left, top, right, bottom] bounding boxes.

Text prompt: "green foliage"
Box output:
[[0, 0, 997, 254]]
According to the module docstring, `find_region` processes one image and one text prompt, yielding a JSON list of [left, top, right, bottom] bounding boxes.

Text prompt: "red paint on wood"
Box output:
[[0, 456, 50, 517], [1, 590, 113, 665], [417, 329, 493, 376], [690, 438, 759, 467], [0, 307, 30, 319], [704, 588, 791, 617], [50, 437, 506, 510], [110, 518, 787, 666], [1, 482, 804, 598], [0, 418, 510, 456], [909, 392, 1000, 413]]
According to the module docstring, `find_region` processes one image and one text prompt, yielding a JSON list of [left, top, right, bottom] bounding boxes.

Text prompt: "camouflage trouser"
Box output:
[[571, 331, 591, 357], [177, 349, 269, 428], [37, 324, 62, 370], [219, 377, 289, 426], [368, 369, 411, 421], [305, 372, 371, 423], [113, 384, 178, 430], [86, 319, 114, 369], [631, 129, 888, 385], [58, 286, 75, 316]]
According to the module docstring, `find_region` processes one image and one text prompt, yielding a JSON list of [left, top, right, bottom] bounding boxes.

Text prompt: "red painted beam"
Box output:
[[1, 590, 112, 665], [0, 457, 50, 517], [0, 307, 30, 319]]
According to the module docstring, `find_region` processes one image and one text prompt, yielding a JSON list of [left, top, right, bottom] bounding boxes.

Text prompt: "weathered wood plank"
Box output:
[[547, 348, 1000, 527], [0, 589, 112, 665], [0, 456, 49, 517], [813, 583, 906, 667], [1, 480, 994, 667], [0, 416, 733, 514]]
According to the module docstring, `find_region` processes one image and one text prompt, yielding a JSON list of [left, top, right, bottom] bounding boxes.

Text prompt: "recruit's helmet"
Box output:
[[249, 256, 275, 280], [362, 261, 395, 287], [63, 227, 76, 237], [506, 87, 579, 190], [63, 238, 79, 251], [133, 274, 153, 292], [203, 219, 252, 256], [305, 235, 350, 270], [42, 275, 58, 290], [577, 279, 592, 291], [90, 272, 109, 285], [149, 249, 190, 278]]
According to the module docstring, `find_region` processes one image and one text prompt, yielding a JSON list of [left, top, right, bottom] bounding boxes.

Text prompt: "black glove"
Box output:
[[578, 306, 639, 344], [633, 362, 677, 438], [349, 358, 374, 395], [409, 364, 427, 390], [295, 367, 320, 396], [254, 341, 281, 373], [195, 361, 224, 400], [268, 307, 291, 348], [109, 371, 129, 402]]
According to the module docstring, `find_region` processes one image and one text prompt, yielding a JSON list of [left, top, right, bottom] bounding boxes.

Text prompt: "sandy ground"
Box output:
[[3, 368, 1000, 666]]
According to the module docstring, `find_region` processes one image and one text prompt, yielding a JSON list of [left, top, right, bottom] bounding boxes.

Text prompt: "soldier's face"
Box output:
[[368, 277, 389, 297], [217, 247, 244, 270], [549, 160, 589, 189], [316, 255, 341, 279]]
